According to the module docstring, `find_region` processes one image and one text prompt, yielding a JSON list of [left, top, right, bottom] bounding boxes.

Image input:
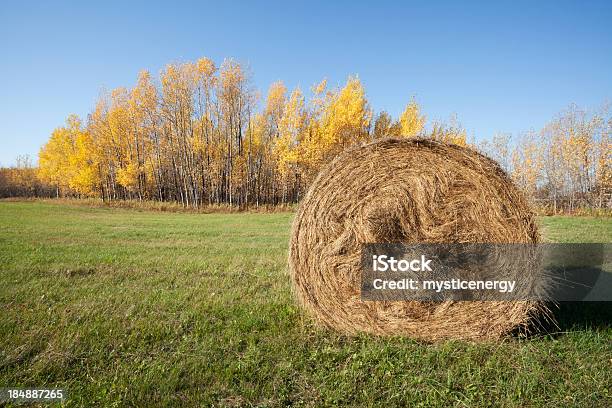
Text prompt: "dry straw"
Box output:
[[289, 138, 544, 341]]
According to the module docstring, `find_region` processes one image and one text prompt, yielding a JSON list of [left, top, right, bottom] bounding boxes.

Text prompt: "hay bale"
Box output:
[[289, 138, 542, 341]]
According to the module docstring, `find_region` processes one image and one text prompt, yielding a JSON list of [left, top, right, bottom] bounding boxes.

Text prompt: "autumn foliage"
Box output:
[[32, 58, 432, 207], [0, 57, 609, 211]]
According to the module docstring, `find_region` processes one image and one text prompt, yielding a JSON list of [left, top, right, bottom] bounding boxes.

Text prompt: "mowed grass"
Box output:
[[0, 202, 610, 407]]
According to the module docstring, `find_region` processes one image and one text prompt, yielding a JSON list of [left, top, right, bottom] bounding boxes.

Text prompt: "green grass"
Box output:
[[539, 216, 611, 243], [0, 202, 610, 407]]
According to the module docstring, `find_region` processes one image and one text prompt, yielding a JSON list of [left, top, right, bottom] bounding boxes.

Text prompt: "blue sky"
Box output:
[[0, 1, 610, 166]]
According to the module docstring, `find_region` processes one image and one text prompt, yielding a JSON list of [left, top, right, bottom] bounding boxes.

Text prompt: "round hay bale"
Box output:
[[289, 138, 542, 341]]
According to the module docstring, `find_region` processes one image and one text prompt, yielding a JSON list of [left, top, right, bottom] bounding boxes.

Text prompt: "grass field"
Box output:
[[1, 202, 610, 407]]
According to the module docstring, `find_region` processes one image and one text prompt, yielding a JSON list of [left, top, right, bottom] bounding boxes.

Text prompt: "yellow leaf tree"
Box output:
[[306, 76, 372, 167], [399, 98, 425, 137]]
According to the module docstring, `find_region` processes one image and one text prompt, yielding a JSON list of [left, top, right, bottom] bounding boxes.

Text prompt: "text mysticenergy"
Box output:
[[372, 278, 516, 293]]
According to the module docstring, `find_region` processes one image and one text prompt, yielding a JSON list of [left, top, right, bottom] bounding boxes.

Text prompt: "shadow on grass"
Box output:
[[553, 302, 612, 332], [530, 302, 612, 338], [513, 302, 612, 340]]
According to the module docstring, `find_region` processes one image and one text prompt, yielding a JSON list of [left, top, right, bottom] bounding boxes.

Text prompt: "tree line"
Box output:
[[480, 104, 610, 212], [0, 57, 609, 211]]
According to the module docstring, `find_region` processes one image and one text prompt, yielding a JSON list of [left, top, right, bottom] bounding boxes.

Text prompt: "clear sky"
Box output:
[[0, 1, 610, 166]]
